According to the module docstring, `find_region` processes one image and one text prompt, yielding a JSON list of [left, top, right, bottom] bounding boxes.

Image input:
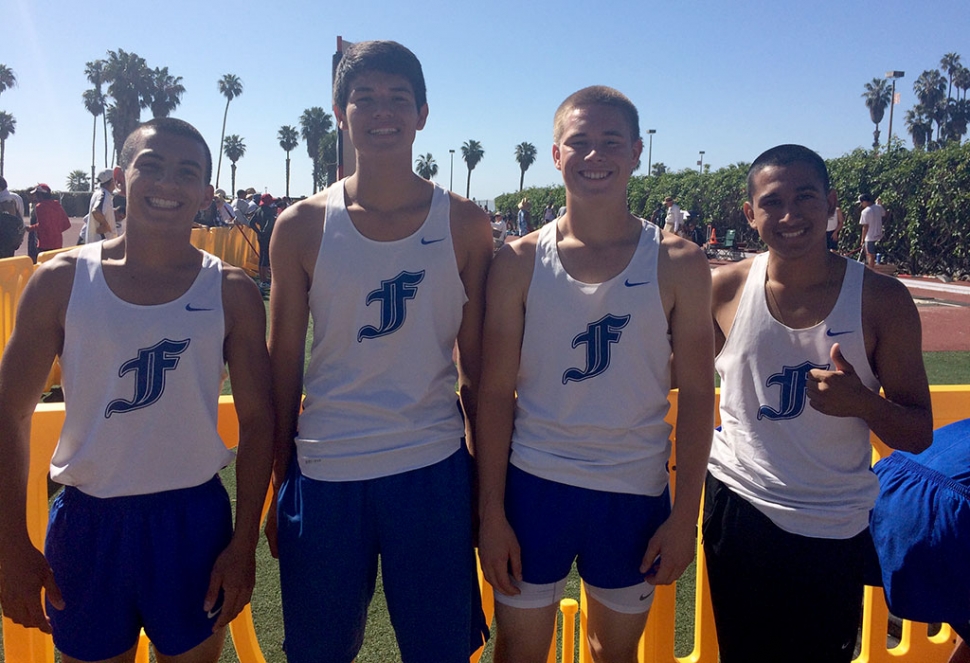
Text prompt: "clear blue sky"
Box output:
[[3, 0, 967, 203]]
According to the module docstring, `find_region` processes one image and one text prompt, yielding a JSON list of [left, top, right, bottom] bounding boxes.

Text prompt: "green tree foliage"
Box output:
[[415, 153, 438, 180], [300, 107, 333, 194], [0, 111, 15, 177], [278, 125, 299, 198], [495, 143, 970, 277], [461, 139, 484, 198], [0, 64, 16, 96], [514, 142, 537, 191], [223, 135, 246, 194], [146, 67, 185, 119], [216, 74, 243, 188], [103, 49, 152, 166], [66, 169, 91, 192]]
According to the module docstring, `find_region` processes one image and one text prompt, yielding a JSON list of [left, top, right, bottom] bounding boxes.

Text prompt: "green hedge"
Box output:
[[493, 142, 970, 277]]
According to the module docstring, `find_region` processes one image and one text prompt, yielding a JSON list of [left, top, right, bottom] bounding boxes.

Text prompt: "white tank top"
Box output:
[[52, 243, 233, 498], [296, 181, 467, 481], [709, 253, 880, 538], [511, 220, 673, 496]]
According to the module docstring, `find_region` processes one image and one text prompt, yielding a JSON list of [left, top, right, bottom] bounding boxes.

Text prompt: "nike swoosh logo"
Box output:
[[639, 594, 652, 601], [826, 329, 853, 337], [421, 237, 445, 245], [207, 606, 222, 619], [186, 304, 214, 312], [624, 279, 650, 287]]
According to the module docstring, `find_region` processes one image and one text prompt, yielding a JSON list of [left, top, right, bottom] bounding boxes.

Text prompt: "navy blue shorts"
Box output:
[[45, 476, 232, 660], [505, 465, 671, 590], [276, 446, 488, 663]]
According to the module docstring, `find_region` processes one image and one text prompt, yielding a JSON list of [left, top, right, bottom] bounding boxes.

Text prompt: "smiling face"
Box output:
[[552, 104, 642, 200], [744, 162, 837, 258], [116, 127, 213, 228], [334, 71, 428, 158]]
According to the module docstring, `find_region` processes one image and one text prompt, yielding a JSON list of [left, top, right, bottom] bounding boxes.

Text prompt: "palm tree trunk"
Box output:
[[1, 140, 5, 177], [231, 162, 237, 194], [519, 168, 525, 192], [92, 115, 97, 192], [285, 154, 291, 198], [466, 169, 472, 199], [217, 98, 230, 188], [103, 115, 109, 168]]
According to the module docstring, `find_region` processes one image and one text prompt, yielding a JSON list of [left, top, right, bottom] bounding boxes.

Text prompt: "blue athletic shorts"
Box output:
[[276, 445, 489, 663], [45, 476, 232, 661], [871, 418, 970, 632], [504, 465, 671, 590]]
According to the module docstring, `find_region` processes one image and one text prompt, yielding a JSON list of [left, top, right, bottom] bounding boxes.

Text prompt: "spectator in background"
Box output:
[[27, 184, 71, 256], [826, 200, 844, 252], [664, 196, 683, 235], [1, 177, 27, 258], [249, 194, 276, 288], [517, 198, 532, 236], [84, 169, 116, 245], [858, 193, 885, 269]]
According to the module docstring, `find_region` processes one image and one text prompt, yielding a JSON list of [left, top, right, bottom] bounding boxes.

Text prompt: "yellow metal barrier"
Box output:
[[0, 256, 33, 352], [3, 388, 969, 662]]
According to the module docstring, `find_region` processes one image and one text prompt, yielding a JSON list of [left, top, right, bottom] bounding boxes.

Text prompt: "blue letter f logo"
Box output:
[[562, 314, 631, 384], [358, 270, 426, 342]]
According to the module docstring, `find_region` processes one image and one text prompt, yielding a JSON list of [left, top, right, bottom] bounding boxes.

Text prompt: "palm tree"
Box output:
[[0, 64, 16, 96], [862, 78, 891, 150], [461, 139, 485, 198], [319, 130, 338, 188], [0, 111, 15, 177], [66, 170, 91, 192], [514, 142, 537, 191], [223, 135, 246, 194], [415, 153, 438, 180], [216, 74, 243, 188], [299, 107, 333, 194], [83, 88, 106, 191], [103, 49, 151, 165], [651, 162, 668, 177], [940, 53, 962, 102], [905, 107, 933, 150], [913, 69, 948, 144], [146, 67, 185, 119], [954, 66, 970, 101], [84, 59, 109, 170], [278, 125, 299, 198]]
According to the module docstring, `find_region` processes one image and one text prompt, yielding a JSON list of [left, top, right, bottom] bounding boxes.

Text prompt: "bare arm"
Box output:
[[450, 198, 493, 455], [476, 240, 534, 596], [643, 238, 714, 585], [263, 199, 319, 555], [807, 272, 932, 453], [204, 267, 275, 629], [0, 261, 73, 632]]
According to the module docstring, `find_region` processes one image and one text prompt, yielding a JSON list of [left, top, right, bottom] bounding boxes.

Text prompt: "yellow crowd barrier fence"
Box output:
[[2, 387, 968, 662]]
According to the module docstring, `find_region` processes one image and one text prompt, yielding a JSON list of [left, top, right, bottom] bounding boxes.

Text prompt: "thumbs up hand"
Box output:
[[806, 343, 871, 418]]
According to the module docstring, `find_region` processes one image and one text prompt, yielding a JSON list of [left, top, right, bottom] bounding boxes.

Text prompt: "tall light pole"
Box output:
[[646, 129, 656, 176], [885, 70, 905, 149], [449, 149, 455, 191], [697, 150, 705, 173]]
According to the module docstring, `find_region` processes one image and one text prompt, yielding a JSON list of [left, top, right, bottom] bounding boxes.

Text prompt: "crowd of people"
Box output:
[[0, 38, 966, 663]]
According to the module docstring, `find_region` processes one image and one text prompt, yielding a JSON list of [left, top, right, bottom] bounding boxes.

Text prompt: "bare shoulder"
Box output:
[[490, 233, 537, 289], [862, 267, 918, 326], [447, 191, 492, 237], [274, 189, 328, 237], [711, 257, 754, 308], [221, 264, 263, 305], [658, 230, 710, 274], [22, 251, 79, 306]]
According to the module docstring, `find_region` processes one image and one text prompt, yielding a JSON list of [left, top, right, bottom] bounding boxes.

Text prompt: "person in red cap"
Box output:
[[27, 184, 72, 260]]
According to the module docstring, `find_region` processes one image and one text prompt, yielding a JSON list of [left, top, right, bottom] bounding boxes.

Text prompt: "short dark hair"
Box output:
[[236, 189, 246, 198], [333, 40, 427, 112], [0, 176, 6, 190], [119, 117, 213, 184], [553, 86, 640, 144], [747, 144, 829, 201]]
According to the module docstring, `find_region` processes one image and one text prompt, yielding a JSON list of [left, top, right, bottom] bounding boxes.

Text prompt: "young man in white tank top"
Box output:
[[0, 118, 274, 662], [477, 86, 715, 663], [267, 41, 492, 662], [704, 144, 932, 662]]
